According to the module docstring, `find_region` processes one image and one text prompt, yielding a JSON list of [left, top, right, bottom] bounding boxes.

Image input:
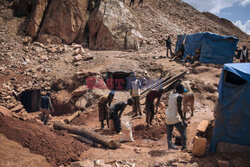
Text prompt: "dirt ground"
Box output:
[[0, 134, 51, 167], [0, 114, 88, 166]]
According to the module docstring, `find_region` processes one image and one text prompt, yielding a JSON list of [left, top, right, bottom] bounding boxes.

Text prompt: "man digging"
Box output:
[[109, 99, 134, 133], [98, 90, 115, 129], [145, 88, 163, 128]]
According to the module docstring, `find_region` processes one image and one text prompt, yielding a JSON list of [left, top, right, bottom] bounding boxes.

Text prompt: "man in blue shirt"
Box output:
[[39, 92, 54, 125]]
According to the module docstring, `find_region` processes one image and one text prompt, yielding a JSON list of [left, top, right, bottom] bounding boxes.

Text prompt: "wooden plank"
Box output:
[[197, 120, 209, 133], [140, 71, 186, 100]]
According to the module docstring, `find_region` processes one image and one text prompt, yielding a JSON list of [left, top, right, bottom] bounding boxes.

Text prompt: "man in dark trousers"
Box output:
[[240, 46, 249, 63], [130, 0, 135, 6], [39, 91, 54, 125], [165, 84, 187, 150], [138, 0, 144, 6], [131, 75, 142, 117], [166, 34, 172, 58], [145, 88, 163, 128], [109, 99, 133, 133], [98, 90, 115, 128]]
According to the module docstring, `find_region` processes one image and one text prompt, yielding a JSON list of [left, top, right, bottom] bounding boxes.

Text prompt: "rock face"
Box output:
[[88, 0, 143, 50], [37, 0, 89, 44], [26, 0, 48, 38]]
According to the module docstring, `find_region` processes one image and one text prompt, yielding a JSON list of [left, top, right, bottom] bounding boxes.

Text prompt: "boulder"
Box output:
[[72, 85, 88, 97], [88, 0, 143, 50], [37, 0, 89, 44], [26, 0, 48, 38], [51, 90, 75, 115], [0, 106, 13, 117]]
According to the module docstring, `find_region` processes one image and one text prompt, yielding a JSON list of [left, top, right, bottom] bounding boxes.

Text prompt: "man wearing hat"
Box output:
[[166, 34, 172, 58], [39, 91, 54, 125], [98, 90, 115, 128]]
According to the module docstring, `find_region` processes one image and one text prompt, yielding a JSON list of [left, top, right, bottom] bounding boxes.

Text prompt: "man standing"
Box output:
[[109, 99, 133, 133], [166, 34, 172, 58], [131, 75, 142, 117], [39, 91, 54, 125], [130, 0, 135, 6], [240, 46, 248, 63], [138, 0, 144, 6], [165, 84, 187, 150], [98, 90, 114, 129], [145, 89, 163, 128]]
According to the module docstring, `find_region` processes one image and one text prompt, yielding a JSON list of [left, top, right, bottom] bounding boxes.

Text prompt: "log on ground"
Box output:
[[53, 122, 120, 149]]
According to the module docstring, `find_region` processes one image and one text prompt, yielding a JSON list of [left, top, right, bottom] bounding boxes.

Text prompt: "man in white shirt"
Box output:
[[166, 84, 187, 150], [131, 76, 142, 117]]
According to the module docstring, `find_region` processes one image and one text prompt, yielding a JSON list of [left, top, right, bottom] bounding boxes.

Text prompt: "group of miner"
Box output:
[[97, 73, 190, 151]]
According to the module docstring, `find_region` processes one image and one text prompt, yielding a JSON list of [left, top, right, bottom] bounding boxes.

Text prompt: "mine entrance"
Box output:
[[19, 89, 41, 113], [105, 71, 132, 90]]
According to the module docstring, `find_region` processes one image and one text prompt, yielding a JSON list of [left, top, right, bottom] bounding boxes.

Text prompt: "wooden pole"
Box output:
[[140, 74, 170, 96], [140, 71, 187, 100], [53, 122, 120, 149]]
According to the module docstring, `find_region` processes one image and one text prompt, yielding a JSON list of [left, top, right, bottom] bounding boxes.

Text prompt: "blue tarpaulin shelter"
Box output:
[[175, 34, 186, 52], [210, 63, 250, 153], [184, 32, 239, 64]]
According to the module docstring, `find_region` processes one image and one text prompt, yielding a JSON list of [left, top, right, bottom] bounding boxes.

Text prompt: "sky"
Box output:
[[182, 0, 250, 34]]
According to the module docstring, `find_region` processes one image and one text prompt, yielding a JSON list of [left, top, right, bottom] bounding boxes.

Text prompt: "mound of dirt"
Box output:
[[0, 115, 88, 166], [133, 124, 166, 141]]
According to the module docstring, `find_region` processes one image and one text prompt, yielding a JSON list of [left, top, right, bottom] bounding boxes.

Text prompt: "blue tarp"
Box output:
[[175, 34, 186, 52], [211, 63, 250, 153], [184, 32, 239, 64]]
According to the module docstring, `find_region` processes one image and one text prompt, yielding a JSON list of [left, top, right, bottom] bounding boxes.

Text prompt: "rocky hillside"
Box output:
[[202, 12, 249, 42], [1, 0, 249, 50]]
